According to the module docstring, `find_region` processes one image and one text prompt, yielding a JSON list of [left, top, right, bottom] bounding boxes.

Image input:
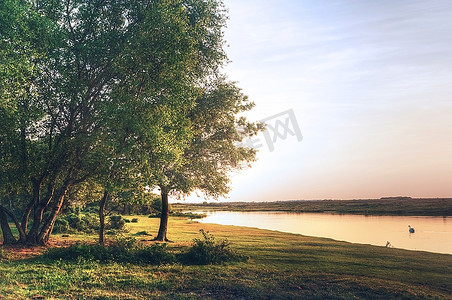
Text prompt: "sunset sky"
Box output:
[[188, 0, 452, 202]]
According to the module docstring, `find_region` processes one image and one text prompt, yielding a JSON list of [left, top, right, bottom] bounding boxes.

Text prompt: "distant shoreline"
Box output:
[[173, 198, 452, 216]]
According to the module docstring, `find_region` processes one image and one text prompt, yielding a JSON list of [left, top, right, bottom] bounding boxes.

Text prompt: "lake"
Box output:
[[196, 211, 452, 254]]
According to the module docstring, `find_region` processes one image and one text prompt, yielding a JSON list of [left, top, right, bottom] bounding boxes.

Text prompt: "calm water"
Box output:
[[197, 211, 452, 254]]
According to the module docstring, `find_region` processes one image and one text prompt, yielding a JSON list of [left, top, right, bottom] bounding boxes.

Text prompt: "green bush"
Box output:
[[135, 244, 175, 264], [131, 218, 138, 223], [109, 215, 125, 230], [180, 229, 247, 265], [52, 212, 100, 234], [52, 218, 70, 234], [66, 213, 83, 230], [114, 236, 138, 249], [42, 230, 244, 266], [44, 243, 108, 261], [42, 238, 175, 265], [81, 213, 100, 233]]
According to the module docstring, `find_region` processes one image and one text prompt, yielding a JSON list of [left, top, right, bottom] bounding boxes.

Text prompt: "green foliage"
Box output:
[[43, 230, 245, 266], [0, 247, 6, 259], [108, 216, 125, 230], [115, 235, 138, 248], [80, 192, 161, 216], [66, 181, 104, 209], [52, 213, 100, 234], [0, 0, 233, 245], [180, 229, 247, 265], [52, 218, 70, 234], [152, 79, 263, 202], [68, 213, 98, 233], [131, 218, 138, 223], [43, 243, 105, 262], [149, 77, 263, 240], [43, 239, 175, 265], [134, 244, 176, 265]]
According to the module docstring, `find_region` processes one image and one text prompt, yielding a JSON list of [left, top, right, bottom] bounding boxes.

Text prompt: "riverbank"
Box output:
[[0, 216, 450, 298], [173, 198, 452, 216]]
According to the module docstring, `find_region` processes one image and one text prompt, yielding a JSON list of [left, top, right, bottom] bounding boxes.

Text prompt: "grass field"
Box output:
[[0, 215, 451, 299]]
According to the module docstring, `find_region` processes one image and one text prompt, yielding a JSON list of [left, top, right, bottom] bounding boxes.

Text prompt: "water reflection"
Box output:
[[197, 211, 452, 254]]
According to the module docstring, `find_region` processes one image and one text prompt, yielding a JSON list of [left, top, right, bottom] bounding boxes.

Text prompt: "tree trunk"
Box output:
[[21, 199, 34, 233], [0, 206, 26, 243], [99, 190, 109, 246], [37, 179, 72, 245], [26, 179, 43, 243], [27, 183, 54, 244], [0, 209, 16, 245], [155, 190, 169, 241]]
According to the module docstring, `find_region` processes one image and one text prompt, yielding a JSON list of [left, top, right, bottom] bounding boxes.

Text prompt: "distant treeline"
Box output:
[[174, 198, 452, 216]]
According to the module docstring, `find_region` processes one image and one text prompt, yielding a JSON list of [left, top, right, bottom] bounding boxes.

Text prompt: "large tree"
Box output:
[[0, 0, 229, 245], [152, 78, 263, 241]]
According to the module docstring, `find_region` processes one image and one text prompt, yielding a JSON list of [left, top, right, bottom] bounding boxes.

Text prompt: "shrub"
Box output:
[[65, 213, 82, 230], [53, 212, 100, 234], [114, 236, 138, 249], [52, 218, 70, 234], [0, 247, 6, 259], [109, 215, 125, 230], [124, 218, 131, 223], [109, 237, 137, 262], [180, 229, 247, 265], [135, 243, 175, 264], [44, 243, 108, 261], [131, 218, 139, 223], [42, 238, 175, 265], [81, 213, 100, 233]]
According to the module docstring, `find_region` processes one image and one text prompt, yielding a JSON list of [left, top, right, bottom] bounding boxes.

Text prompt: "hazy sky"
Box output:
[[188, 0, 452, 202]]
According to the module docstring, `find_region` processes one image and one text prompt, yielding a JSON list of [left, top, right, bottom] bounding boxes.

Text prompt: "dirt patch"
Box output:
[[0, 238, 76, 260]]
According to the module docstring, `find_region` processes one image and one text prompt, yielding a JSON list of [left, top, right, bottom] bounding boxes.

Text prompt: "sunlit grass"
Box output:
[[0, 216, 450, 299]]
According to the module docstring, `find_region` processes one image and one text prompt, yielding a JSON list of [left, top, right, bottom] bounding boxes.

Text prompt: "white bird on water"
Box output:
[[408, 225, 415, 233]]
